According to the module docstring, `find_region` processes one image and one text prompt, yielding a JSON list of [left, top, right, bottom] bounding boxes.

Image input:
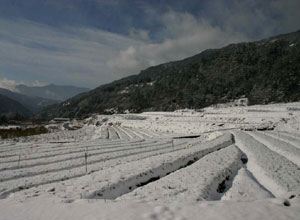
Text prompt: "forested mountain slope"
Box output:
[[40, 30, 300, 119]]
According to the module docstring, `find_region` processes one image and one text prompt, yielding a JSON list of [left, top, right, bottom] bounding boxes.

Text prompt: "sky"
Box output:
[[0, 0, 300, 89]]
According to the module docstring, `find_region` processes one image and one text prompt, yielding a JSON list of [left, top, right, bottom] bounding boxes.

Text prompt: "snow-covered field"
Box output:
[[1, 102, 300, 220]]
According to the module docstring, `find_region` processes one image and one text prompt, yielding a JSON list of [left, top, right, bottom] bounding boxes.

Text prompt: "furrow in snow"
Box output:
[[278, 130, 300, 140], [116, 126, 134, 139], [221, 168, 274, 201], [232, 131, 300, 197], [0, 140, 173, 181], [249, 131, 300, 167], [0, 138, 191, 197], [120, 127, 142, 139], [119, 145, 243, 203], [107, 127, 119, 140], [265, 131, 300, 149], [124, 127, 147, 139], [0, 139, 157, 171], [0, 138, 145, 159], [112, 126, 130, 139], [0, 138, 146, 163], [130, 128, 153, 138], [79, 133, 233, 200]]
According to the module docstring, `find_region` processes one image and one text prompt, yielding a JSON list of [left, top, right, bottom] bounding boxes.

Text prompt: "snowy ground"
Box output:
[[1, 102, 300, 220]]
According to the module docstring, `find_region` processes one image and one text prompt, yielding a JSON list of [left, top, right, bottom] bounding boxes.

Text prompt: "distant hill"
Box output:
[[40, 29, 300, 119], [0, 94, 31, 118], [0, 88, 59, 114], [16, 84, 90, 101]]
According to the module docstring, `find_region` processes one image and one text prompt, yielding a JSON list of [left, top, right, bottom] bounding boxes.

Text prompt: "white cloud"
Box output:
[[107, 0, 300, 77], [2, 1, 299, 88], [31, 80, 48, 87], [0, 19, 142, 88], [0, 77, 20, 91], [129, 28, 150, 41], [108, 11, 247, 76], [0, 77, 49, 91]]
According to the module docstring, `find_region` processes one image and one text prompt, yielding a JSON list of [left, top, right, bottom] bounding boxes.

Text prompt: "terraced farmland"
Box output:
[[1, 104, 300, 220], [1, 125, 299, 203]]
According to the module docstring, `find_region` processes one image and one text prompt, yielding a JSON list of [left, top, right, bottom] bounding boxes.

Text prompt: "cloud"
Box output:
[[203, 0, 300, 39], [0, 18, 142, 88], [31, 80, 48, 87], [0, 77, 20, 91], [0, 77, 49, 91], [108, 11, 247, 76], [270, 0, 300, 32], [1, 1, 300, 88], [129, 28, 150, 41], [108, 0, 300, 76]]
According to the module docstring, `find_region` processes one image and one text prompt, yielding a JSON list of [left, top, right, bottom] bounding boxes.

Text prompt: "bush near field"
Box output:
[[0, 126, 48, 139]]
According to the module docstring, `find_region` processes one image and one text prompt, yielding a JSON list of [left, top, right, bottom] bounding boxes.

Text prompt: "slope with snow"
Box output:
[[1, 102, 300, 220]]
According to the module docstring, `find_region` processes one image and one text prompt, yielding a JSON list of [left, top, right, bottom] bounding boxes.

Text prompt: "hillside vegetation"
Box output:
[[0, 94, 31, 118], [0, 88, 59, 114], [16, 84, 90, 101], [40, 30, 300, 119]]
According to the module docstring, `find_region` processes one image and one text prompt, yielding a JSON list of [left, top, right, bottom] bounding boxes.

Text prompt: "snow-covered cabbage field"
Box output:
[[1, 102, 300, 220]]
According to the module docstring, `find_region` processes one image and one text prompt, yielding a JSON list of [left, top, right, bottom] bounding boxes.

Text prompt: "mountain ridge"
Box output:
[[40, 29, 300, 119], [16, 84, 90, 101], [0, 88, 59, 114], [0, 94, 31, 118]]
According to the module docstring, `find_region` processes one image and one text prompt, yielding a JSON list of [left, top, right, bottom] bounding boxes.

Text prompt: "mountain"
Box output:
[[0, 88, 59, 114], [0, 94, 31, 118], [40, 30, 300, 119], [16, 84, 90, 101]]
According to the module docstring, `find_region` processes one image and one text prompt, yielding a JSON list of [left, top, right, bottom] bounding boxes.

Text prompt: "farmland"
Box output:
[[1, 102, 300, 220]]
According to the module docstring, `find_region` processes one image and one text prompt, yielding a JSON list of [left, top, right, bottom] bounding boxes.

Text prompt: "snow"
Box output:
[[1, 102, 300, 219], [119, 145, 243, 202], [233, 130, 300, 197], [248, 131, 300, 166], [222, 168, 274, 201], [265, 131, 300, 149], [1, 133, 232, 201], [0, 195, 299, 220], [1, 197, 300, 220]]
